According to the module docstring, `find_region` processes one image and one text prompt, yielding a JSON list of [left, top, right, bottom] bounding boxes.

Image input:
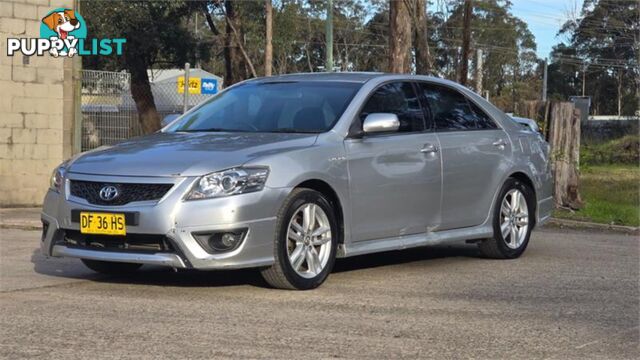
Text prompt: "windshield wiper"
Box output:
[[266, 128, 321, 134]]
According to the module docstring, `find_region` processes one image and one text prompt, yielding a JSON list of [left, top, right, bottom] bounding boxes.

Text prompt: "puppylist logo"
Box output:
[[7, 8, 125, 58]]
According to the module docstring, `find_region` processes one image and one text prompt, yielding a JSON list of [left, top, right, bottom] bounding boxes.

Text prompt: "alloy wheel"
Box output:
[[286, 203, 332, 278], [500, 189, 529, 249]]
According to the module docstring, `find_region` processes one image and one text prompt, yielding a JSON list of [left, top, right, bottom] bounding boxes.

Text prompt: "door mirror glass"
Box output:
[[362, 113, 400, 134]]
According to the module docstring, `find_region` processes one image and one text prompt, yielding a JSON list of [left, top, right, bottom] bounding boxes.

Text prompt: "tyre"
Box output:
[[260, 188, 338, 290], [478, 178, 535, 259], [81, 259, 143, 275]]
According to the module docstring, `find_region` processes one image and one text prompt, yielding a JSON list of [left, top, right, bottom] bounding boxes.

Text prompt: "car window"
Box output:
[[469, 101, 498, 129], [166, 81, 361, 133], [418, 83, 478, 131], [359, 82, 425, 133]]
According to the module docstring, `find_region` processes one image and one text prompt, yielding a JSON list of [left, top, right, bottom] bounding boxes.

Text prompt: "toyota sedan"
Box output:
[[41, 73, 553, 290]]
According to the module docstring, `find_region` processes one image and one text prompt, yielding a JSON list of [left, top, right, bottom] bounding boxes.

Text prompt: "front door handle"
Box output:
[[492, 139, 507, 148], [420, 144, 439, 154]]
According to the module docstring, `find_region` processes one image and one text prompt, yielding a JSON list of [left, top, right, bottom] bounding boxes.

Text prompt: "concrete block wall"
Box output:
[[0, 0, 76, 206]]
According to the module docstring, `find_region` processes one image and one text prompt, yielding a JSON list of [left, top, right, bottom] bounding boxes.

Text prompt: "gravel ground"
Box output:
[[1, 227, 638, 359]]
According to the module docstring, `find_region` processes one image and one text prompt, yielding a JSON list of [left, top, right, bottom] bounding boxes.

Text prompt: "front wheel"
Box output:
[[478, 178, 534, 259], [260, 188, 338, 290]]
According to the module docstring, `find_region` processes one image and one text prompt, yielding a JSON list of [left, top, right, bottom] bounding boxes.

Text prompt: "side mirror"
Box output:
[[362, 113, 400, 134]]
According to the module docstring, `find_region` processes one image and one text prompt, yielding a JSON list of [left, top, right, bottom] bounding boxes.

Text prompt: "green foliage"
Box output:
[[581, 135, 640, 165], [433, 0, 539, 112], [81, 1, 208, 74], [554, 164, 640, 226], [549, 0, 639, 115]]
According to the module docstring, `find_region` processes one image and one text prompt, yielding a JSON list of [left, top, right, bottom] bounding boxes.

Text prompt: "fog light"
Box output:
[[221, 233, 239, 248], [192, 229, 247, 254]]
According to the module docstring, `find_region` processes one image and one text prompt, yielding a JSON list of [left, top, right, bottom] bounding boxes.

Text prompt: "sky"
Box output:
[[510, 0, 585, 58]]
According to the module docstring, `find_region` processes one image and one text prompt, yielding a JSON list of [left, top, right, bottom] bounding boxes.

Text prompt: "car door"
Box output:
[[345, 82, 442, 242], [417, 82, 510, 230]]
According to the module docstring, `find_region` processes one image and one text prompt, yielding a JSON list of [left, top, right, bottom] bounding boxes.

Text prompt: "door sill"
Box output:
[[338, 225, 493, 258]]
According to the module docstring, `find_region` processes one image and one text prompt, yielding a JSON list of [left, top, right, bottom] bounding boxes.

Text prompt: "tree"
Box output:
[[459, 0, 472, 85], [410, 0, 432, 74], [552, 0, 639, 115], [389, 0, 412, 73], [82, 1, 205, 134], [265, 0, 273, 76], [434, 0, 538, 110], [223, 1, 248, 86]]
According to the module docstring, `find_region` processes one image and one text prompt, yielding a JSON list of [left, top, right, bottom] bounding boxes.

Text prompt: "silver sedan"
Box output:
[[41, 73, 553, 289]]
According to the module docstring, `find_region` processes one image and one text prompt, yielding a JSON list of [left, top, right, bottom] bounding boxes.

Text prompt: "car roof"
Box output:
[[249, 72, 449, 84], [249, 72, 383, 83]]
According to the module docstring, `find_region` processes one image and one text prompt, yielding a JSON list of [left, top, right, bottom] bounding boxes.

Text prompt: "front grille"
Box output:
[[70, 180, 173, 206], [62, 230, 174, 253]]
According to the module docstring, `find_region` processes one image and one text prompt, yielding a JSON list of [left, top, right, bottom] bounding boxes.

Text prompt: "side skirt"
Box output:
[[337, 225, 494, 258]]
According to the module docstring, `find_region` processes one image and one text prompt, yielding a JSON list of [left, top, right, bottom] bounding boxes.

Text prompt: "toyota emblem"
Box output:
[[99, 185, 119, 201]]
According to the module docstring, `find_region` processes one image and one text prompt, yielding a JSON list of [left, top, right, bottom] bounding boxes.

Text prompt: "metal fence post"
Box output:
[[183, 62, 190, 114]]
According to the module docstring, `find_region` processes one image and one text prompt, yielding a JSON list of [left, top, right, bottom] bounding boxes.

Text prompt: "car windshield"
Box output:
[[165, 81, 362, 134]]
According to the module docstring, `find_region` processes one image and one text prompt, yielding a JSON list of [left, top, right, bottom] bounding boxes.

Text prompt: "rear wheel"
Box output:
[[81, 259, 142, 275], [260, 188, 338, 290], [478, 178, 534, 259]]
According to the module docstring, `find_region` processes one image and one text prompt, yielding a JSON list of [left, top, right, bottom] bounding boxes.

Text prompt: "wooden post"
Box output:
[[548, 102, 583, 210]]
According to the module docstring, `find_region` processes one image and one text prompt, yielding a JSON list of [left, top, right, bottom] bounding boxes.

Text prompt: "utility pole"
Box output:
[[265, 0, 273, 76], [542, 58, 548, 102], [582, 64, 587, 96], [475, 48, 483, 94], [325, 0, 333, 72], [194, 12, 199, 68], [459, 0, 472, 85], [183, 62, 190, 114]]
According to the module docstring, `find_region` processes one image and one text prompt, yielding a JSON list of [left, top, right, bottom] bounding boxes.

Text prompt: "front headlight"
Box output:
[[185, 167, 269, 200], [49, 165, 66, 193]]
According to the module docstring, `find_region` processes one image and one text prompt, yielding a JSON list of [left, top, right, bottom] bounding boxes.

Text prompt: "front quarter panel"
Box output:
[[242, 132, 352, 243]]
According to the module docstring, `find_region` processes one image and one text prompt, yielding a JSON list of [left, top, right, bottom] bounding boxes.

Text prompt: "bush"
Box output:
[[581, 135, 640, 165]]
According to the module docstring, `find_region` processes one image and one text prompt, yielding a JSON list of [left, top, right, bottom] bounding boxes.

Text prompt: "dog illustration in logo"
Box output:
[[41, 9, 80, 57]]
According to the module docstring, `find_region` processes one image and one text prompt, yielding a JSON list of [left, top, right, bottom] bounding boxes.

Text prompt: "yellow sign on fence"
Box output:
[[177, 76, 201, 94]]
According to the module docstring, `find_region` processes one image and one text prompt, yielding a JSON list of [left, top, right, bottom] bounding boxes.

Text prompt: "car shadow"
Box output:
[[31, 244, 482, 289], [333, 243, 481, 273]]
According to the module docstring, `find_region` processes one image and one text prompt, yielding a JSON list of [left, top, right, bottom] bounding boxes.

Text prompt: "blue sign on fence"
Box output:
[[201, 78, 218, 95]]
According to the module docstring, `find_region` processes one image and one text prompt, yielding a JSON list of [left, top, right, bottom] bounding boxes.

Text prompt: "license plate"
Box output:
[[80, 212, 126, 236]]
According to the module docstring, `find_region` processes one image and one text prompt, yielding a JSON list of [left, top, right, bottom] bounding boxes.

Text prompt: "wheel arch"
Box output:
[[294, 179, 345, 245], [508, 171, 537, 226]]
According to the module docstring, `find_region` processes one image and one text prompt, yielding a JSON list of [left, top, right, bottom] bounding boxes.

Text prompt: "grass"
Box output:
[[554, 164, 640, 227], [581, 135, 639, 165]]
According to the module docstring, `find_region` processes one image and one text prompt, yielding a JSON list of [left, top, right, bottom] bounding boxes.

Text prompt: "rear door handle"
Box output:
[[420, 144, 439, 154]]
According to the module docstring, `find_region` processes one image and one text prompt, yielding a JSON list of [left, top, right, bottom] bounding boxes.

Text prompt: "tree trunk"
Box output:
[[224, 0, 247, 87], [129, 61, 161, 134], [412, 0, 431, 74], [201, 3, 219, 36], [617, 69, 622, 116], [548, 102, 583, 210], [459, 0, 472, 85], [264, 0, 273, 76], [389, 0, 412, 73]]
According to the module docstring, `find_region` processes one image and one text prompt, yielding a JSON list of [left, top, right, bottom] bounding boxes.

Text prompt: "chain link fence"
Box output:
[[81, 69, 220, 151], [81, 70, 137, 151]]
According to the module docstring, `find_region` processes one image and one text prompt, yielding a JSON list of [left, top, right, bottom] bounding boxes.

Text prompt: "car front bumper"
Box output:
[[41, 172, 290, 270]]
